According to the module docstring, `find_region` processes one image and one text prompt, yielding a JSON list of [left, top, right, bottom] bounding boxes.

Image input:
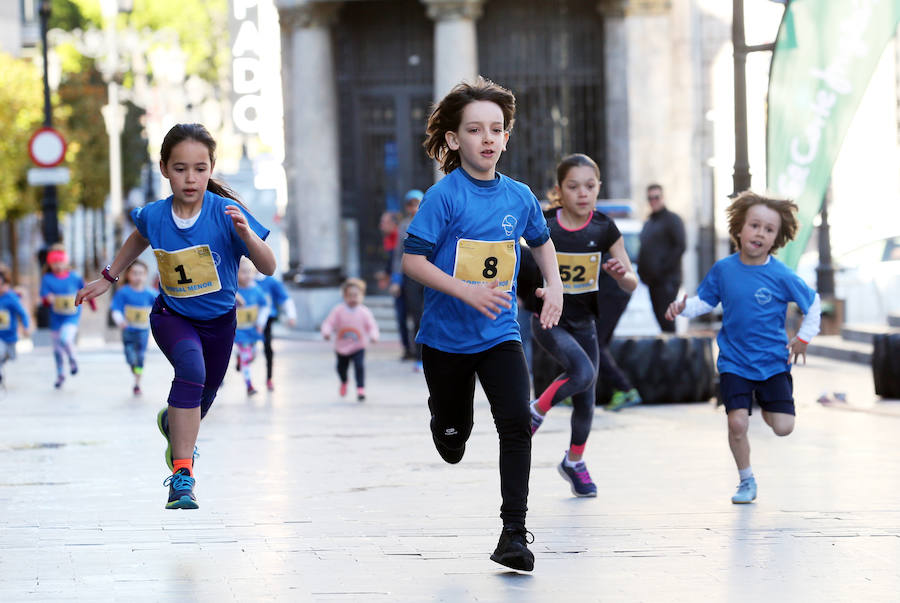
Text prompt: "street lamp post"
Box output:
[[38, 0, 59, 249], [100, 0, 131, 249], [731, 0, 775, 197]]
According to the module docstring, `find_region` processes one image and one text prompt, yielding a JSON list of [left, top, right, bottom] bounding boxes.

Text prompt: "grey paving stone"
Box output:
[[1, 338, 899, 601]]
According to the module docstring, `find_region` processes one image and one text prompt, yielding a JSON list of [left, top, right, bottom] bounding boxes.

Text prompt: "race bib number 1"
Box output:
[[556, 251, 601, 294], [154, 245, 222, 299], [53, 294, 78, 315], [452, 239, 516, 292]]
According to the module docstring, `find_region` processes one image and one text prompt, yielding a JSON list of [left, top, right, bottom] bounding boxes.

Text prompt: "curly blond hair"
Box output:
[[726, 191, 799, 252]]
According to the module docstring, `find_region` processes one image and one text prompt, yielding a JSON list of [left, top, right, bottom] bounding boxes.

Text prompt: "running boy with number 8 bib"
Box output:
[[402, 77, 564, 572], [77, 123, 275, 509]]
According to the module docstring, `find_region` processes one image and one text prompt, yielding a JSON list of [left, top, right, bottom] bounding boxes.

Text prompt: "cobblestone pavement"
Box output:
[[1, 335, 899, 602]]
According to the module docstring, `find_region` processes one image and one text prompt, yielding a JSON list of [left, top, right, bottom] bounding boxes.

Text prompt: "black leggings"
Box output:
[[531, 315, 598, 449], [336, 349, 365, 388], [263, 316, 275, 380], [422, 341, 531, 529], [649, 280, 679, 333], [595, 288, 633, 392]]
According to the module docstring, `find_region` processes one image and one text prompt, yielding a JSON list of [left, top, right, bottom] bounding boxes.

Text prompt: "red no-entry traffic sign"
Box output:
[[28, 127, 67, 168]]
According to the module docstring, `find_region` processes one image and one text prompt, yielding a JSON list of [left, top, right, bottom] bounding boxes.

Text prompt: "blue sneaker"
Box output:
[[529, 401, 544, 435], [557, 455, 598, 497], [164, 468, 199, 509], [731, 477, 757, 504], [157, 408, 199, 471]]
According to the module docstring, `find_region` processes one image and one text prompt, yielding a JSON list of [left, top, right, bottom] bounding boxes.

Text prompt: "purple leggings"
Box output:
[[149, 297, 236, 418]]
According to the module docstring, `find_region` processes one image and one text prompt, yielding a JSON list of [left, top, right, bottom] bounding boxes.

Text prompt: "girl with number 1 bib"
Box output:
[[77, 123, 275, 510], [402, 77, 563, 572]]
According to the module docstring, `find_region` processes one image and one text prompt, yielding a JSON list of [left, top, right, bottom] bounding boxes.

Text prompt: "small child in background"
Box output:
[[40, 243, 91, 389], [256, 273, 297, 391], [0, 263, 32, 387], [110, 259, 158, 395], [321, 277, 379, 401], [235, 259, 270, 395]]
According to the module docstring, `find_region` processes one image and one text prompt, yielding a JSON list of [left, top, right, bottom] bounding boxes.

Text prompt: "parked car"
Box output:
[[797, 235, 900, 325]]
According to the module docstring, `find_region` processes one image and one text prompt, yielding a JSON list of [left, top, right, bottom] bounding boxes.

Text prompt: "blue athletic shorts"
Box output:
[[719, 372, 795, 416]]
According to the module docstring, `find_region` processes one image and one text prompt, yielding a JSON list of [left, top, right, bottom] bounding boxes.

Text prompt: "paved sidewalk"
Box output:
[[2, 337, 899, 602]]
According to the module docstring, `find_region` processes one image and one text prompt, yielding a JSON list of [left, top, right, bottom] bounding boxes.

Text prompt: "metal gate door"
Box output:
[[478, 0, 606, 199], [335, 0, 434, 282]]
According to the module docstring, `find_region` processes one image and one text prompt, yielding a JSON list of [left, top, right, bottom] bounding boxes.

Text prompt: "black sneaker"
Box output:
[[490, 527, 534, 571], [429, 416, 464, 464], [164, 468, 198, 509]]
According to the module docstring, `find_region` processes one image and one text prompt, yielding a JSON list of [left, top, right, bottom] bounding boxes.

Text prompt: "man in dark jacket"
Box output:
[[637, 184, 685, 333]]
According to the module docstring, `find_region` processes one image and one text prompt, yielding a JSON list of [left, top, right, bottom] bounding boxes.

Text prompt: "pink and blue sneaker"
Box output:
[[557, 454, 598, 497]]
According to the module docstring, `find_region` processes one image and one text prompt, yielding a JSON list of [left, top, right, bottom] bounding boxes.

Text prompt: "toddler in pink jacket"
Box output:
[[321, 278, 380, 401]]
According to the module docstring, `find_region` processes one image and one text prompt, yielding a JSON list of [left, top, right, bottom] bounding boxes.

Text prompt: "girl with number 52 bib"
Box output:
[[77, 123, 275, 510], [402, 77, 563, 572], [524, 154, 637, 498]]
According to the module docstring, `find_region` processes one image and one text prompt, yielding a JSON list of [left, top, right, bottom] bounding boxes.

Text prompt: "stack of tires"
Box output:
[[532, 335, 718, 405], [872, 333, 900, 398]]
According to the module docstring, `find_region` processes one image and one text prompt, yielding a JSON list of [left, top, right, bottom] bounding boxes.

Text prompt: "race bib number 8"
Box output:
[[124, 305, 151, 329], [53, 294, 78, 315], [0, 310, 10, 329], [453, 239, 516, 292], [557, 251, 601, 294], [154, 245, 222, 299], [236, 305, 259, 329]]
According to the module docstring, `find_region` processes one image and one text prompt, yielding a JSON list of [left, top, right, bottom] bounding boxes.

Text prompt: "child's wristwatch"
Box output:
[[101, 265, 119, 283]]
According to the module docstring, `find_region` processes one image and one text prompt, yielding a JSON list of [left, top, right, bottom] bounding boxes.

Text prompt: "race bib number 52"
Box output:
[[154, 245, 222, 298], [556, 251, 601, 294], [452, 239, 516, 292]]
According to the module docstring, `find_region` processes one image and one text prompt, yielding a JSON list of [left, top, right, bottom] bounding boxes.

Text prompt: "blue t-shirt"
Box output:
[[256, 275, 289, 319], [131, 191, 270, 320], [40, 271, 84, 330], [406, 168, 549, 354], [0, 290, 30, 343], [234, 284, 269, 344], [697, 253, 816, 380], [111, 285, 158, 332]]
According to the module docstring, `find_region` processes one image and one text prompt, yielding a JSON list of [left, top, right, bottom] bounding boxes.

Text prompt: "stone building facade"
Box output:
[[272, 0, 789, 325]]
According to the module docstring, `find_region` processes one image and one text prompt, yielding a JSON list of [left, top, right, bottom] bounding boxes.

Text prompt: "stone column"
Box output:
[[277, 0, 343, 327], [597, 0, 700, 293], [422, 0, 485, 100], [598, 0, 673, 200]]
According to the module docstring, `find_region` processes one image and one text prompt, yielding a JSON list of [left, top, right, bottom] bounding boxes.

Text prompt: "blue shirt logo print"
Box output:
[[754, 287, 773, 305], [501, 214, 518, 237]]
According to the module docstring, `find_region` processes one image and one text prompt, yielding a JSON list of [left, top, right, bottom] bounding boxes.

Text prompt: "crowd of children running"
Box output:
[[1, 75, 820, 572]]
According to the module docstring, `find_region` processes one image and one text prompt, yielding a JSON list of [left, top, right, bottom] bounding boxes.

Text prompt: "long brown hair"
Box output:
[[726, 190, 799, 251], [159, 123, 245, 207], [423, 77, 516, 174]]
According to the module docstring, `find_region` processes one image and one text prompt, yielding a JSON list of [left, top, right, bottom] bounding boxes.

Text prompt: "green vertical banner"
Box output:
[[767, 0, 900, 269]]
